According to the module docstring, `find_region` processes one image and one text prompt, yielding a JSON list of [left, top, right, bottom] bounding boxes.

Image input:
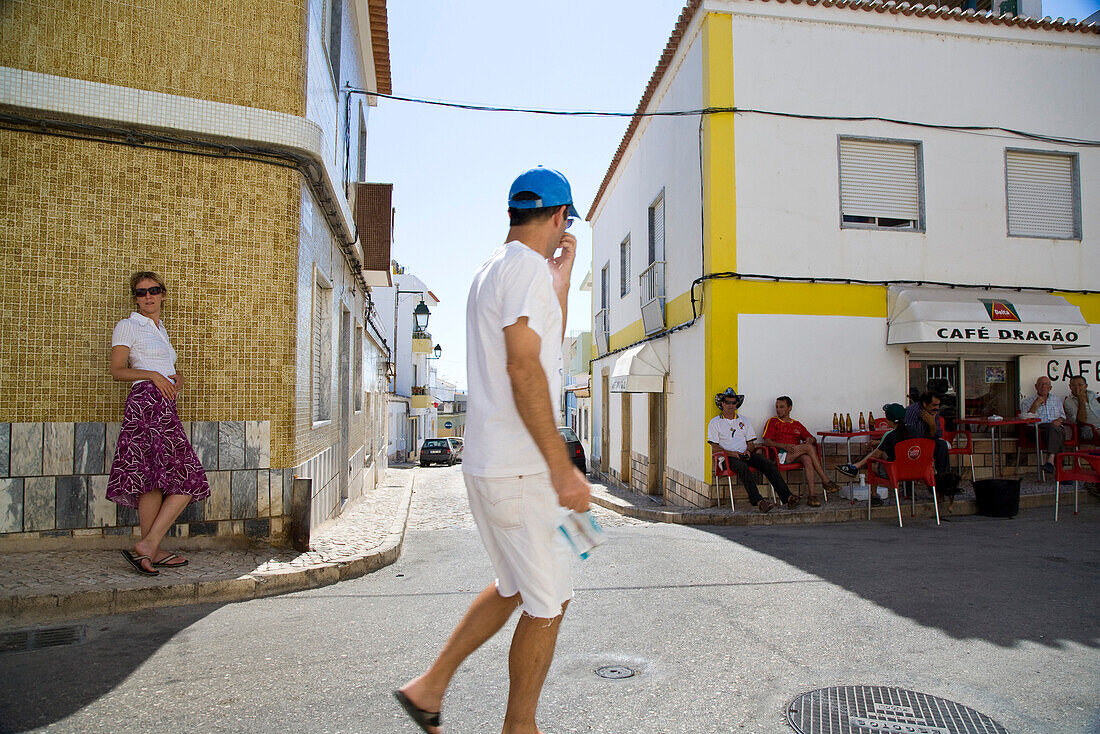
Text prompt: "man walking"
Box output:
[[396, 167, 591, 734]]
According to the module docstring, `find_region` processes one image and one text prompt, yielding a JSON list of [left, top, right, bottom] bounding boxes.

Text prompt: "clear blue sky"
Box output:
[[368, 0, 1099, 390]]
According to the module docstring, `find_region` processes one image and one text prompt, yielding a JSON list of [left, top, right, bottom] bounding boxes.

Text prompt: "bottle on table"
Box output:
[[858, 411, 866, 431], [833, 413, 840, 432], [868, 410, 874, 428], [845, 413, 853, 432]]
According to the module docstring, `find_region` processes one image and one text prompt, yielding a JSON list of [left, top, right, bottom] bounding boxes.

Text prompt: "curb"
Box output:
[[589, 484, 1098, 526], [1, 470, 418, 627]]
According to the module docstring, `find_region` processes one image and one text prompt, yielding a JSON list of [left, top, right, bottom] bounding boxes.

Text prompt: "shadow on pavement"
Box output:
[[0, 603, 222, 732], [703, 505, 1100, 650]]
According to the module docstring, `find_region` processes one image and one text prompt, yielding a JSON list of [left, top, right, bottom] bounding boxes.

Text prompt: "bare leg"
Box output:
[[133, 493, 190, 569], [798, 455, 818, 495], [400, 583, 522, 733], [502, 601, 569, 734]]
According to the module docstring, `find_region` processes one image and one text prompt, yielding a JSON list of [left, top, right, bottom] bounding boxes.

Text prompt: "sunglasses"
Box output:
[[133, 286, 165, 297]]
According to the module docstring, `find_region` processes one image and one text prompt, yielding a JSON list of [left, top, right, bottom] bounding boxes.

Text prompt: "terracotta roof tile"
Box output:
[[368, 0, 392, 96]]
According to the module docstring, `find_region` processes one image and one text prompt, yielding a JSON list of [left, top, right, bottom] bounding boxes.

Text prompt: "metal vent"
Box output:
[[787, 686, 1007, 734], [0, 625, 86, 655]]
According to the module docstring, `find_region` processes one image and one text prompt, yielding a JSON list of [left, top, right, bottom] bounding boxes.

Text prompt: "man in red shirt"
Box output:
[[761, 396, 839, 507]]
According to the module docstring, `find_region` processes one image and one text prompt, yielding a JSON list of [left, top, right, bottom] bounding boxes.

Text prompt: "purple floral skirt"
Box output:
[[106, 380, 210, 509]]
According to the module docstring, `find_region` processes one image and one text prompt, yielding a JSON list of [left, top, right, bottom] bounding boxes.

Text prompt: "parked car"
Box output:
[[558, 427, 586, 475], [420, 438, 459, 467], [446, 437, 463, 463]]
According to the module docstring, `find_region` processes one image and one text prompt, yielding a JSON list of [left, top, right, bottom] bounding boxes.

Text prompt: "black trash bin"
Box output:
[[973, 478, 1021, 518]]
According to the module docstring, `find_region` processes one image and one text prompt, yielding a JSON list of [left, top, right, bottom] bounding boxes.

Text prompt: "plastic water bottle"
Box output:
[[557, 510, 606, 560]]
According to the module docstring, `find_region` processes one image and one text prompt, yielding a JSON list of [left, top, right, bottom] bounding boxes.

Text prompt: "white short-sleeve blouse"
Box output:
[[111, 312, 178, 383]]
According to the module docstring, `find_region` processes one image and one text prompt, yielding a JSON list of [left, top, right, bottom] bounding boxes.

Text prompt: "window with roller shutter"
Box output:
[[838, 137, 924, 231], [1005, 149, 1080, 240], [312, 275, 333, 423]]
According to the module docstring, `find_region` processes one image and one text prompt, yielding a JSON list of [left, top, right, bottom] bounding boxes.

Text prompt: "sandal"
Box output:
[[824, 480, 841, 493], [394, 690, 441, 733], [786, 494, 803, 509], [807, 495, 822, 507], [121, 549, 159, 576], [152, 553, 188, 568]]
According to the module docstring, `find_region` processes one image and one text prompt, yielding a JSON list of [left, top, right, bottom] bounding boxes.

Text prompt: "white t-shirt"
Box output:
[[111, 312, 178, 383], [707, 415, 756, 454], [463, 241, 563, 477]]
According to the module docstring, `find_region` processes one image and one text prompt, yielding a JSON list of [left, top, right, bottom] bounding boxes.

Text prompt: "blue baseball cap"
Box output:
[[508, 167, 580, 219]]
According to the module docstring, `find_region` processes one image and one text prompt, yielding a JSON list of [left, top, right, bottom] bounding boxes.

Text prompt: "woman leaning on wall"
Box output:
[[106, 271, 210, 575]]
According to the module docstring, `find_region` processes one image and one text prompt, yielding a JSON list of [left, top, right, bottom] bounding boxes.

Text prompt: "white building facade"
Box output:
[[588, 0, 1099, 506]]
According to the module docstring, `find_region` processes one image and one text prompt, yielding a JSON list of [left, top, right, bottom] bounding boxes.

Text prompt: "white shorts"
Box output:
[[464, 471, 573, 619]]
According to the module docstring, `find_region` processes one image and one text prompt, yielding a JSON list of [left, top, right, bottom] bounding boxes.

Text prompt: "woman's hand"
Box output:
[[169, 373, 185, 392], [151, 373, 178, 401]]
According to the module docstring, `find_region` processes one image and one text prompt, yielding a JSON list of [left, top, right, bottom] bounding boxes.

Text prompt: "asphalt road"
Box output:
[[1, 464, 1098, 733]]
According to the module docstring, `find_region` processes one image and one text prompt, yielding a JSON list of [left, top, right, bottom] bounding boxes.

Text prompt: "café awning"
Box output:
[[887, 287, 1089, 348], [610, 340, 669, 393]]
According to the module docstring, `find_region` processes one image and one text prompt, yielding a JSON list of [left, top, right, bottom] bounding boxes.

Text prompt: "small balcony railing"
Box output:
[[639, 261, 666, 336], [595, 308, 609, 356]]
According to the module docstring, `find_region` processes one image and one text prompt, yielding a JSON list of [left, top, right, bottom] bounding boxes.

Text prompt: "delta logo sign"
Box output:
[[980, 299, 1021, 322]]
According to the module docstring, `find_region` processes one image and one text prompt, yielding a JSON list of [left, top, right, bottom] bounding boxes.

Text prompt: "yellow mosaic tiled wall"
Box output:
[[0, 130, 302, 467], [0, 0, 306, 116]]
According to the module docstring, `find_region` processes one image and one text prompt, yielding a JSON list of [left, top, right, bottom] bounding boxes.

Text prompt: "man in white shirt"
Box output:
[[396, 167, 590, 734], [1022, 376, 1066, 474], [707, 389, 801, 513]]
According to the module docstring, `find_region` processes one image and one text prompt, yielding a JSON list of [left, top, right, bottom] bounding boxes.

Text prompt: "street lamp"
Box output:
[[413, 299, 431, 332], [432, 344, 442, 360]]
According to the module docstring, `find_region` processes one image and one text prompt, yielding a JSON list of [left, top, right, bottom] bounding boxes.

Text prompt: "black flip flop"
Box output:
[[393, 690, 440, 733], [121, 549, 159, 576], [152, 553, 188, 568]]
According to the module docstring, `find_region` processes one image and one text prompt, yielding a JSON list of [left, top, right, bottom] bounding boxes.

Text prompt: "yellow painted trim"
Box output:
[[702, 12, 735, 483], [729, 280, 887, 317], [609, 318, 646, 352], [665, 288, 696, 325], [1059, 292, 1100, 324]]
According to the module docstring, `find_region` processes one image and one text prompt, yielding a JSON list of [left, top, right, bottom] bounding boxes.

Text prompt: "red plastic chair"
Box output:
[[1078, 423, 1100, 449], [938, 416, 975, 479], [1053, 451, 1100, 521], [873, 417, 890, 431], [712, 450, 737, 511], [866, 438, 940, 527], [758, 445, 827, 505]]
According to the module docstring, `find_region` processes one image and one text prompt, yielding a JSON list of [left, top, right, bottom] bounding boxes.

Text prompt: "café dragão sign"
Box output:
[[887, 293, 1091, 347]]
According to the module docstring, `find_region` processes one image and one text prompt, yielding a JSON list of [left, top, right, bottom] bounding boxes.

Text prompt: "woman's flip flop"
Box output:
[[121, 549, 159, 576], [394, 690, 441, 733], [152, 553, 188, 568]]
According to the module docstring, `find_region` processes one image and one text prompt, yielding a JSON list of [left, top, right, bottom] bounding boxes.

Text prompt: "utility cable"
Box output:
[[346, 87, 1100, 147]]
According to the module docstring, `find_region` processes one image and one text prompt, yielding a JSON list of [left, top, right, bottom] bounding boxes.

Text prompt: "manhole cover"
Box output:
[[595, 665, 635, 679], [787, 686, 1007, 734]]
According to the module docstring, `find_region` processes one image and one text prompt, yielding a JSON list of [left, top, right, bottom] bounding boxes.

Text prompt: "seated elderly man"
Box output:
[[708, 388, 802, 514], [1023, 376, 1066, 474], [761, 396, 839, 507]]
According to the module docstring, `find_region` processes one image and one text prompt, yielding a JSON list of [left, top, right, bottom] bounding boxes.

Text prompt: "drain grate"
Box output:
[[595, 665, 636, 679], [0, 625, 86, 655], [787, 686, 1006, 734]]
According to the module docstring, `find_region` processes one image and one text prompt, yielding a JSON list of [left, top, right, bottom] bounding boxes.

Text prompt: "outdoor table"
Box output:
[[817, 430, 887, 465], [955, 416, 1041, 479]]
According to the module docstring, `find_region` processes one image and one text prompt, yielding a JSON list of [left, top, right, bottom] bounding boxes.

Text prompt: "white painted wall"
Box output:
[[590, 27, 705, 338], [726, 8, 1099, 289], [666, 321, 708, 480], [737, 314, 907, 436]]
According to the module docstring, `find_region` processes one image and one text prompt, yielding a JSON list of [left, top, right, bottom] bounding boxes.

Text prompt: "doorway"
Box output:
[[601, 368, 610, 474], [338, 307, 351, 503], [620, 392, 632, 487], [647, 390, 665, 496]]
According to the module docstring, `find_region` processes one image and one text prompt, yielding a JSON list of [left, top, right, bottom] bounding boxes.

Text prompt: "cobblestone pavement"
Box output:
[[408, 463, 652, 531], [0, 465, 417, 626]]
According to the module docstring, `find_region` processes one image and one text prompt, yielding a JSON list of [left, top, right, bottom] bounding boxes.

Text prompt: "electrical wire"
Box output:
[[346, 88, 1100, 147]]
